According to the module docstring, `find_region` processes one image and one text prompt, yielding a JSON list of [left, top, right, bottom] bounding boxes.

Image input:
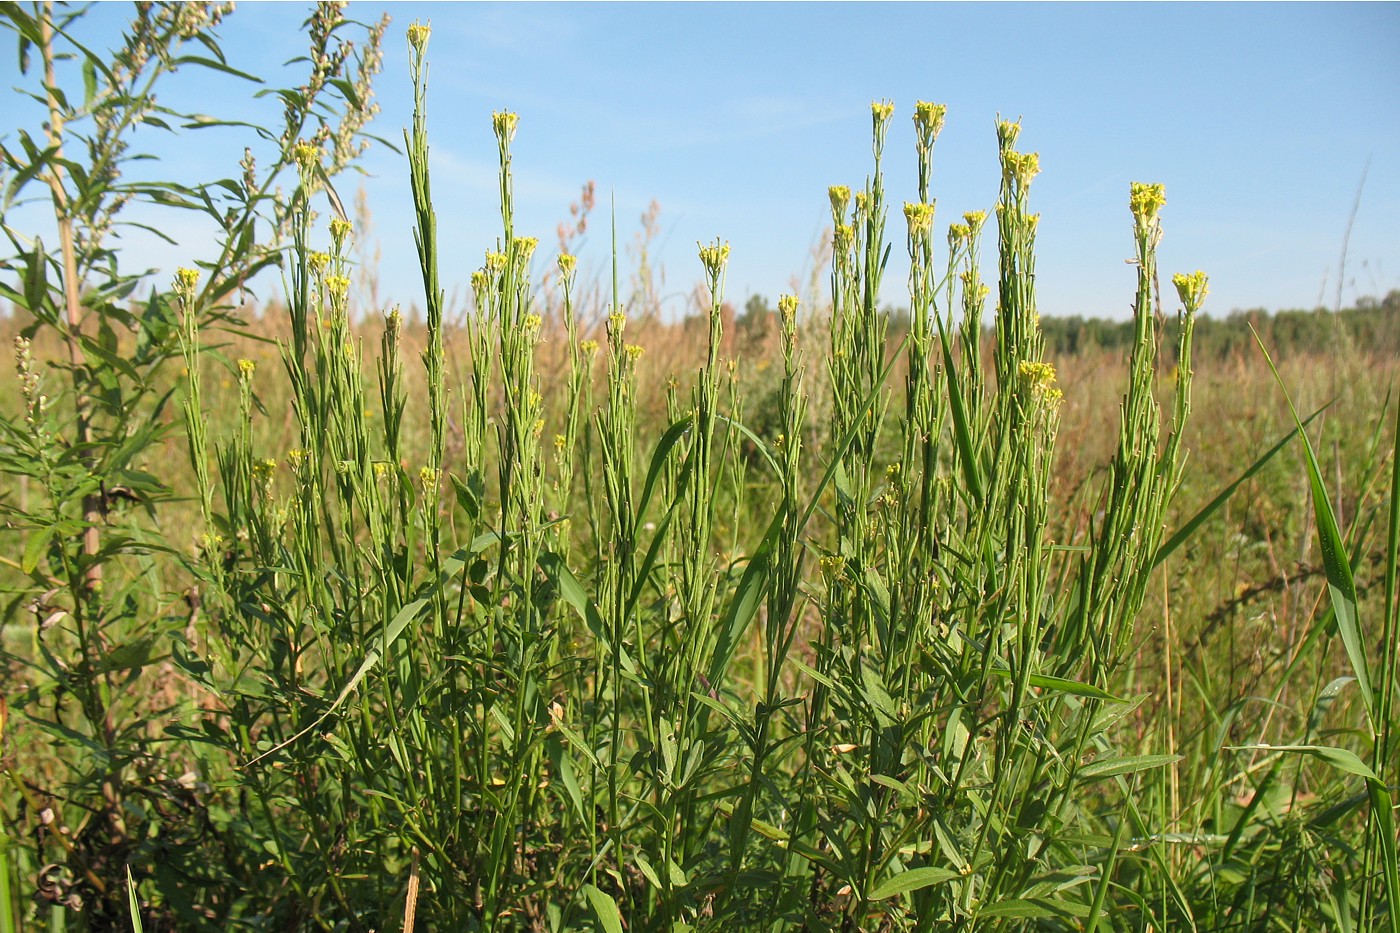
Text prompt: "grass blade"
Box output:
[[1253, 329, 1373, 733], [1153, 404, 1328, 568]]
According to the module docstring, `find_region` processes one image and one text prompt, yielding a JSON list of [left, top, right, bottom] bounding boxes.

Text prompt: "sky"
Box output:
[[5, 2, 1399, 321]]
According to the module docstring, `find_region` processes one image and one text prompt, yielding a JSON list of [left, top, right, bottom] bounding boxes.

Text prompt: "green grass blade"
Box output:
[[127, 867, 144, 933], [935, 312, 983, 506], [1153, 404, 1328, 569], [1253, 329, 1374, 733], [0, 821, 14, 933], [1366, 780, 1400, 933]]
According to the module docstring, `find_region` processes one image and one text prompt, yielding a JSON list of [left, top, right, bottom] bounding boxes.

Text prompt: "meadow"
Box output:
[[2, 6, 1398, 931]]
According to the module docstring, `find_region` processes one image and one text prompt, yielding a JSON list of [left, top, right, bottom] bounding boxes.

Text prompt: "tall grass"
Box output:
[[2, 17, 1397, 933]]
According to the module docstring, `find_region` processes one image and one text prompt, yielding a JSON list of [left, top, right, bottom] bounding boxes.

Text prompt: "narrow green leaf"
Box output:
[[1228, 744, 1377, 782], [581, 884, 624, 933], [1078, 754, 1179, 781], [1254, 330, 1374, 732], [19, 524, 52, 576], [869, 866, 959, 900], [127, 867, 143, 933], [1154, 405, 1327, 568], [979, 898, 1055, 919]]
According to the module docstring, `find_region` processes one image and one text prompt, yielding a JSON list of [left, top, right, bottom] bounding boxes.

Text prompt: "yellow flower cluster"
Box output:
[[406, 20, 430, 51], [913, 100, 947, 139], [558, 253, 577, 275], [237, 358, 256, 379], [607, 310, 626, 334], [1019, 360, 1063, 405], [828, 185, 851, 220], [580, 339, 600, 355], [996, 119, 1021, 149], [625, 344, 644, 362], [1129, 182, 1167, 223], [1004, 151, 1040, 190], [871, 100, 895, 122], [292, 141, 320, 167], [174, 267, 200, 292], [697, 239, 730, 278], [515, 236, 538, 261], [523, 313, 542, 334], [1172, 270, 1209, 309], [307, 251, 330, 274], [492, 110, 519, 142], [903, 201, 935, 236], [777, 294, 799, 322]]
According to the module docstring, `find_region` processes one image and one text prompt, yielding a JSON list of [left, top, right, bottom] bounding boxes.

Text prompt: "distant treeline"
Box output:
[[1037, 289, 1400, 359]]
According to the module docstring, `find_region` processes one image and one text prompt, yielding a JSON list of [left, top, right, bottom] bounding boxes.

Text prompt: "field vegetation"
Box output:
[[1, 5, 1397, 931]]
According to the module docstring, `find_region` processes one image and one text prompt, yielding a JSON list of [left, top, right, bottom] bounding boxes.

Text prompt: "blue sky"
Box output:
[[6, 2, 1399, 320]]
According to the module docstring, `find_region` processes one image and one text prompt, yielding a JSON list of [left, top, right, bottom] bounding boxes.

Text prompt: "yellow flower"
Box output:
[[174, 267, 200, 292], [947, 223, 971, 244], [532, 418, 545, 436], [237, 358, 256, 379], [554, 433, 567, 451], [485, 251, 507, 273], [523, 313, 542, 334], [996, 118, 1021, 150], [325, 275, 350, 301], [1172, 270, 1209, 309], [1004, 151, 1040, 190], [625, 343, 644, 361], [777, 294, 799, 322], [1019, 360, 1060, 406], [419, 466, 439, 488], [558, 253, 577, 275], [307, 251, 330, 274], [607, 310, 626, 334], [1129, 182, 1167, 223], [492, 110, 519, 142], [471, 269, 489, 294], [580, 339, 600, 355], [406, 20, 430, 52], [292, 140, 320, 167], [870, 99, 895, 122], [329, 217, 353, 242], [913, 100, 947, 140], [697, 239, 730, 278], [903, 201, 935, 236], [964, 210, 987, 230], [828, 185, 850, 221], [515, 236, 538, 261]]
